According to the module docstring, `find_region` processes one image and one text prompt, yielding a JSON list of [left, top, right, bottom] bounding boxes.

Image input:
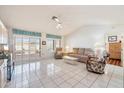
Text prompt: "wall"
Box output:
[[65, 25, 124, 66], [65, 25, 111, 49]]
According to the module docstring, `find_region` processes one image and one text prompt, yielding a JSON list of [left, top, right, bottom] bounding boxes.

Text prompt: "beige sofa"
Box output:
[[68, 48, 95, 63]]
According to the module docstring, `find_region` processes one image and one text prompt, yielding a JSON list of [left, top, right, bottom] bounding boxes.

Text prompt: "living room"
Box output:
[[0, 5, 124, 88]]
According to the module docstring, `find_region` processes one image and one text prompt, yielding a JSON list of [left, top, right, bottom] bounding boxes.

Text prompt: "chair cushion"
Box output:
[[57, 51, 62, 55]]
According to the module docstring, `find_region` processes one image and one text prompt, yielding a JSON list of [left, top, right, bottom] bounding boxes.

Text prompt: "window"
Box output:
[[47, 38, 61, 53]]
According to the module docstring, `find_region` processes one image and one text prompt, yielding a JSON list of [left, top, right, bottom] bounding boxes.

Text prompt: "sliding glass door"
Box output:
[[14, 35, 23, 64], [30, 37, 40, 61], [14, 35, 41, 65], [47, 38, 61, 57], [22, 37, 30, 62]]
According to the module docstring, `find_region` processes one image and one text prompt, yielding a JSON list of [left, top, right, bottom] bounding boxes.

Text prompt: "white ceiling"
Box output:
[[0, 5, 124, 35]]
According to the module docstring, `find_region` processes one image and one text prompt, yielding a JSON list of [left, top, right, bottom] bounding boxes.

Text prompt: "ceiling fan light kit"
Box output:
[[52, 16, 62, 30]]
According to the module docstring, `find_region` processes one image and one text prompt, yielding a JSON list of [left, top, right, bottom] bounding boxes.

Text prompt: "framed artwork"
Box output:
[[42, 41, 46, 45], [108, 36, 117, 42]]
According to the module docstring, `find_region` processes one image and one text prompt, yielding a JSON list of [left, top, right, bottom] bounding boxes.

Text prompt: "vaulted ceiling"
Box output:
[[0, 5, 124, 35]]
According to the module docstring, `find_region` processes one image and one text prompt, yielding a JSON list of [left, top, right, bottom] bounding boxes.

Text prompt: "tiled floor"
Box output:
[[5, 58, 124, 88]]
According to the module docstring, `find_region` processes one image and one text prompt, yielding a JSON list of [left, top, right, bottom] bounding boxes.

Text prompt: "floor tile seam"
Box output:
[[106, 68, 115, 88], [89, 75, 100, 88], [72, 72, 90, 88], [60, 71, 85, 85], [35, 70, 46, 88]]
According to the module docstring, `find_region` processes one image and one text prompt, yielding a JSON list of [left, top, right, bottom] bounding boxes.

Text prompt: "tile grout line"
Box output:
[[106, 67, 115, 88], [35, 71, 47, 88], [72, 72, 90, 88], [50, 68, 88, 88], [89, 75, 100, 88]]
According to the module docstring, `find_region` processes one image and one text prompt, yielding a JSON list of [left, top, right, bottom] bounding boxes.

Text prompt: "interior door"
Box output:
[[109, 42, 121, 59]]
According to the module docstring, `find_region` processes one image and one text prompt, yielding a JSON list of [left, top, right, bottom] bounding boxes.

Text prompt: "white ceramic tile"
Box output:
[[59, 82, 72, 88], [107, 79, 123, 88], [66, 78, 79, 86], [73, 83, 88, 88], [72, 75, 83, 81], [91, 81, 107, 88], [5, 58, 124, 88], [40, 77, 52, 84], [80, 73, 99, 87], [29, 80, 43, 88], [91, 75, 110, 88], [43, 81, 58, 88], [53, 77, 65, 85]]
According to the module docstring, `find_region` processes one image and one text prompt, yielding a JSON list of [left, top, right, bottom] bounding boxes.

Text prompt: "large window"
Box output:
[[46, 34, 62, 52], [13, 28, 41, 64], [55, 39, 61, 48], [47, 38, 54, 53], [30, 38, 40, 55], [47, 38, 61, 55], [14, 35, 41, 65], [15, 35, 22, 56], [23, 37, 29, 55]]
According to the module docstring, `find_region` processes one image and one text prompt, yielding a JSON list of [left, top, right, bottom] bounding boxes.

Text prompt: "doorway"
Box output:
[[107, 42, 122, 66]]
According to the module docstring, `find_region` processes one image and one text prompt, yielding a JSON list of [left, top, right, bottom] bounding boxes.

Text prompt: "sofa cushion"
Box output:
[[84, 48, 94, 56], [79, 55, 89, 63], [69, 54, 81, 58], [73, 48, 79, 54], [78, 48, 85, 55]]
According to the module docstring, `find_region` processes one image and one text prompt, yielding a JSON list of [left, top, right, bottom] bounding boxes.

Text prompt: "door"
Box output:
[[30, 37, 40, 61], [47, 38, 61, 57], [14, 35, 41, 65], [47, 38, 54, 57], [109, 42, 121, 59], [14, 35, 23, 65], [22, 36, 30, 63]]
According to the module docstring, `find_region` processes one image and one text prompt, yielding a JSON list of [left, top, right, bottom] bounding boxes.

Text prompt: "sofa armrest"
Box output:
[[88, 54, 96, 58]]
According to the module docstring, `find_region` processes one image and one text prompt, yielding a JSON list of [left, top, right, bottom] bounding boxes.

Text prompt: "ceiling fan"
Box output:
[[52, 16, 62, 30]]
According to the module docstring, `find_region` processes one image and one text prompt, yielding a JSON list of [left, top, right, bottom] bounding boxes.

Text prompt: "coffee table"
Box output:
[[63, 56, 78, 65]]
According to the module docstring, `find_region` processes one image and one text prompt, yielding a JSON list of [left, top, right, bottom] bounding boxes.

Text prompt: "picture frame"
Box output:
[[108, 36, 117, 42], [42, 41, 46, 45]]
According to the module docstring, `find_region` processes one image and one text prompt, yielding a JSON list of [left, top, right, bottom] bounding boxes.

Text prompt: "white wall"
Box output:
[[65, 25, 111, 49]]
